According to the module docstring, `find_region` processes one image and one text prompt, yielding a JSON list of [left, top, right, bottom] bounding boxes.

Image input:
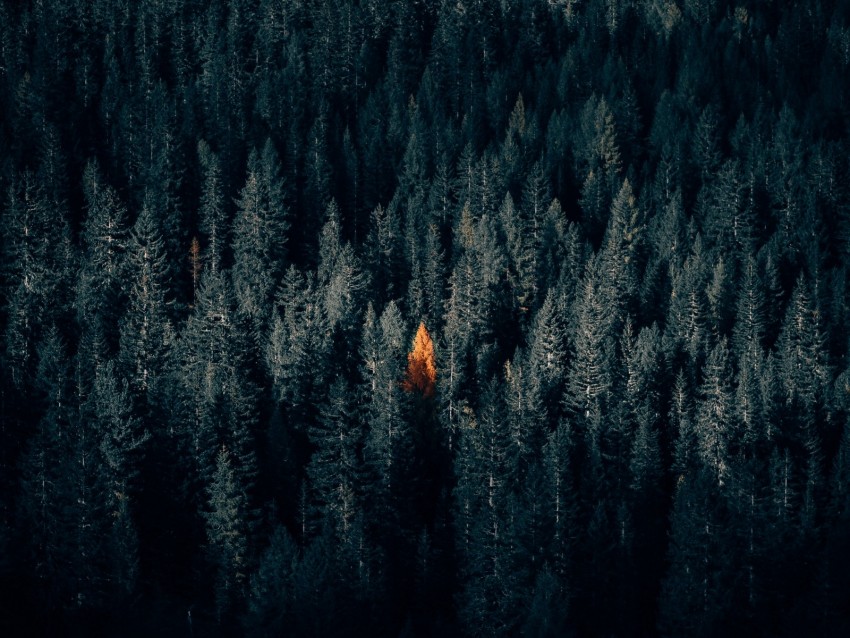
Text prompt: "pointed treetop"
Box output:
[[402, 322, 437, 398]]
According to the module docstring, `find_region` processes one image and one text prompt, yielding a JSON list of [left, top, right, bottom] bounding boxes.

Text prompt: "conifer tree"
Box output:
[[733, 256, 767, 359], [455, 379, 523, 637], [696, 338, 735, 487], [2, 171, 74, 388], [542, 417, 577, 583], [90, 360, 149, 495], [198, 140, 228, 274], [577, 94, 622, 235], [119, 203, 173, 399], [179, 266, 260, 520], [88, 360, 149, 602], [402, 323, 437, 399], [317, 199, 367, 340], [597, 178, 643, 326], [268, 267, 332, 434], [659, 469, 729, 637], [363, 301, 410, 500], [18, 327, 71, 604], [776, 274, 832, 534], [232, 141, 289, 344], [245, 524, 298, 636], [521, 163, 551, 300], [565, 259, 615, 430], [499, 193, 534, 312], [206, 445, 250, 623], [78, 161, 130, 344], [526, 289, 568, 425], [307, 376, 362, 541], [366, 201, 406, 306]]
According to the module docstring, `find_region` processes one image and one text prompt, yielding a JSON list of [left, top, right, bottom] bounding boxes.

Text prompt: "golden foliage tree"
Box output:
[[402, 323, 437, 398]]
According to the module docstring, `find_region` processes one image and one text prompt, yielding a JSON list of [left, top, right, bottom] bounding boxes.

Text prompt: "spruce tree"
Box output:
[[118, 203, 173, 399], [205, 445, 250, 623]]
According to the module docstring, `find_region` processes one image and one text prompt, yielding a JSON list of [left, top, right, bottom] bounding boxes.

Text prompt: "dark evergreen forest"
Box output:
[[2, 0, 850, 635]]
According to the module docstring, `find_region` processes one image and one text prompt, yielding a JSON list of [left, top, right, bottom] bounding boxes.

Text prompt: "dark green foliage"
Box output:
[[78, 160, 130, 334], [2, 171, 75, 388], [660, 469, 732, 637], [2, 1, 850, 635], [522, 566, 572, 637], [198, 140, 228, 274], [307, 376, 362, 540], [119, 204, 173, 398], [232, 142, 290, 344], [206, 446, 250, 622], [17, 328, 73, 603], [455, 379, 524, 636], [565, 259, 615, 429], [696, 338, 736, 487], [89, 360, 149, 491]]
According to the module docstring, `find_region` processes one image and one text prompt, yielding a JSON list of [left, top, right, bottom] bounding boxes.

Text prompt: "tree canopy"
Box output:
[[1, 0, 850, 635]]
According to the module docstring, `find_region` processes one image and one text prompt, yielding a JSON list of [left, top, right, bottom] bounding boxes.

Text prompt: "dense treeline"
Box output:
[[2, 0, 850, 635]]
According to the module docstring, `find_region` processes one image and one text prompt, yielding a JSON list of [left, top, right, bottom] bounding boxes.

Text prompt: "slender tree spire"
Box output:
[[402, 322, 437, 398]]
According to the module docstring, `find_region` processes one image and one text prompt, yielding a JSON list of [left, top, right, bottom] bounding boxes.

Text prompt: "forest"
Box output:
[[2, 0, 850, 635]]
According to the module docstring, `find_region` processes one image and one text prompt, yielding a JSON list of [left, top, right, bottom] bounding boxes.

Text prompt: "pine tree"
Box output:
[[542, 418, 577, 585], [692, 105, 722, 186], [90, 360, 149, 493], [2, 171, 74, 388], [245, 524, 298, 636], [118, 203, 173, 398], [696, 338, 735, 488], [565, 259, 615, 429], [307, 376, 362, 541], [18, 327, 71, 603], [267, 267, 332, 435], [665, 244, 710, 371], [577, 94, 621, 236], [443, 207, 509, 386], [499, 192, 535, 312], [659, 469, 729, 637], [137, 99, 186, 289], [290, 530, 337, 636], [521, 162, 551, 303], [198, 140, 228, 274], [671, 369, 697, 476], [206, 445, 250, 623], [626, 323, 664, 497], [697, 159, 752, 259], [597, 178, 643, 326], [232, 142, 290, 344], [455, 379, 523, 637], [61, 411, 111, 612], [402, 323, 437, 399], [360, 301, 424, 617], [776, 274, 832, 430], [776, 274, 832, 534], [366, 201, 406, 306], [732, 256, 767, 359], [521, 566, 572, 637], [421, 221, 446, 324], [706, 255, 734, 339], [538, 199, 581, 299], [304, 112, 333, 235], [179, 266, 260, 517], [526, 289, 568, 423], [78, 160, 130, 343], [362, 301, 410, 500], [88, 360, 149, 602], [317, 199, 367, 339]]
